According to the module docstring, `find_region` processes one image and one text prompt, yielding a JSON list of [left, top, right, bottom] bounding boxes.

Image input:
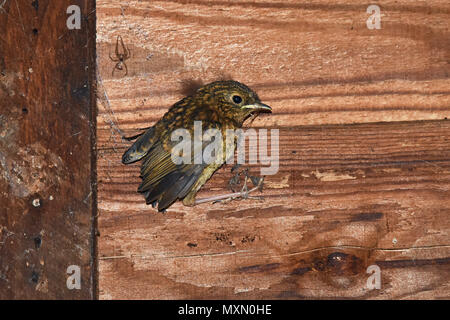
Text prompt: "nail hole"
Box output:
[[31, 0, 39, 11], [34, 236, 42, 249], [30, 271, 39, 284], [32, 198, 41, 207]]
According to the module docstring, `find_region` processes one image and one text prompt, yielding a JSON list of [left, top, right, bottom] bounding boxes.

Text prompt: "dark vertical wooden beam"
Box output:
[[0, 0, 97, 299]]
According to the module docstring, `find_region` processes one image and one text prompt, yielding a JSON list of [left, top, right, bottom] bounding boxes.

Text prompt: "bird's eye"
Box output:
[[232, 95, 243, 104]]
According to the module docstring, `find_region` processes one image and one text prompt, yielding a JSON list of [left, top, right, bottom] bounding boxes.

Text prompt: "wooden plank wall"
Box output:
[[96, 0, 450, 299], [0, 1, 96, 298]]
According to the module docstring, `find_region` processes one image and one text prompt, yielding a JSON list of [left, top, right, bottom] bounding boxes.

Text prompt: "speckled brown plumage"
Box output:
[[122, 80, 271, 211]]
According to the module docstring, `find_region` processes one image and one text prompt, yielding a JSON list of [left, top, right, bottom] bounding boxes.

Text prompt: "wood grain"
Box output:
[[96, 0, 449, 133], [96, 0, 450, 299], [98, 121, 450, 299], [0, 0, 96, 299]]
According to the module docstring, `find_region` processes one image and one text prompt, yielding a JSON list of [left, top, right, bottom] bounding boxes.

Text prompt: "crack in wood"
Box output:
[[99, 244, 450, 261]]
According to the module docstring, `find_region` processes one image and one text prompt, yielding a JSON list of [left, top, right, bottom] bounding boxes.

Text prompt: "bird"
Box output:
[[122, 80, 271, 212]]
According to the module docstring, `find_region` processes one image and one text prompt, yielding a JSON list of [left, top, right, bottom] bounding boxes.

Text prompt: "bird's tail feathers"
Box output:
[[122, 127, 156, 164]]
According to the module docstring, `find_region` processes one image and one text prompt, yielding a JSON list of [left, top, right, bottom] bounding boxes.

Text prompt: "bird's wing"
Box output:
[[122, 126, 156, 164], [122, 97, 194, 164], [138, 140, 207, 211]]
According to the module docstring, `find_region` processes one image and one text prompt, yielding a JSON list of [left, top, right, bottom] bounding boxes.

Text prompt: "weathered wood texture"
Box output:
[[0, 1, 97, 298], [96, 0, 450, 299], [99, 121, 450, 299]]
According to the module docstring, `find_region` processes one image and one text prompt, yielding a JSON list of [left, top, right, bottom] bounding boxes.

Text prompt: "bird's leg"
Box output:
[[241, 175, 248, 195], [228, 166, 241, 193], [194, 176, 264, 205], [239, 171, 264, 201], [197, 167, 264, 205]]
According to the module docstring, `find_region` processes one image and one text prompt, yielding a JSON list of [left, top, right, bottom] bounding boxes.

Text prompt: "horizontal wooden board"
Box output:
[[98, 120, 450, 299], [96, 0, 449, 132]]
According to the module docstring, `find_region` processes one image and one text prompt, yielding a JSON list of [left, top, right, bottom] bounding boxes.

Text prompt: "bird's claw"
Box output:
[[195, 169, 264, 205]]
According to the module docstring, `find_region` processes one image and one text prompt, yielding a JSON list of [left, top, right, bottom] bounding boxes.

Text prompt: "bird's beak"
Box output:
[[241, 102, 272, 112]]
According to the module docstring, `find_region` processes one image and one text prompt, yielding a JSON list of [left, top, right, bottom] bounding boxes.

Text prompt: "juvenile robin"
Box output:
[[122, 80, 271, 211]]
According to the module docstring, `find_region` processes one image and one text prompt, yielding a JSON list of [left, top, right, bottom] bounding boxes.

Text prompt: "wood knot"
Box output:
[[34, 235, 42, 249], [313, 252, 363, 275], [313, 251, 365, 289]]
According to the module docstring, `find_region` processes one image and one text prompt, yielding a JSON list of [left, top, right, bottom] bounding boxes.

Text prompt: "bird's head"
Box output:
[[194, 80, 272, 126]]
